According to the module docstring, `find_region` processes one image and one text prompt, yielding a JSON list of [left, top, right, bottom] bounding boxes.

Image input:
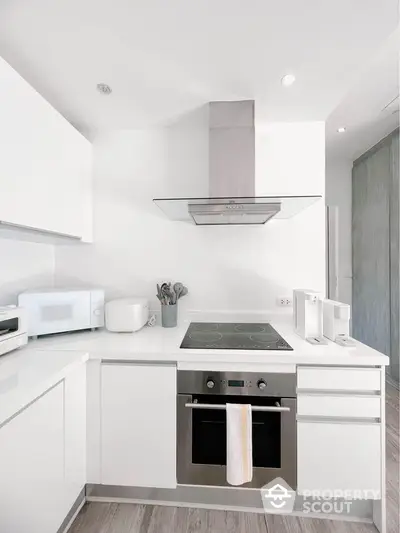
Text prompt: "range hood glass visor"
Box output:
[[153, 196, 321, 224]]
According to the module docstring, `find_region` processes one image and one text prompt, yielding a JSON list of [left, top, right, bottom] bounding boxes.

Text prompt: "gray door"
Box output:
[[352, 130, 399, 384], [389, 133, 399, 383], [352, 144, 391, 357]]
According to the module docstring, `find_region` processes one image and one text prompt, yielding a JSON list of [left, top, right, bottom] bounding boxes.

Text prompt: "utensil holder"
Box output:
[[161, 304, 178, 328]]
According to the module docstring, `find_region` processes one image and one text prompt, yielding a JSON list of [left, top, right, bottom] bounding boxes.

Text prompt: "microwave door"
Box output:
[[26, 292, 92, 336]]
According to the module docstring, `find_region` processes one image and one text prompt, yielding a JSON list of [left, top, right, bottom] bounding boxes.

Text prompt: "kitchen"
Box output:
[[0, 1, 399, 533]]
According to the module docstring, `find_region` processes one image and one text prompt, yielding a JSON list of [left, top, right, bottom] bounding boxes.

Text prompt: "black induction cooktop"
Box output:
[[180, 322, 293, 351]]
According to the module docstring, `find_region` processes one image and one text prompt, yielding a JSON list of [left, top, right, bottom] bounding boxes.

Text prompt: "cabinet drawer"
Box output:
[[298, 394, 381, 418], [297, 367, 381, 392], [297, 420, 381, 496]]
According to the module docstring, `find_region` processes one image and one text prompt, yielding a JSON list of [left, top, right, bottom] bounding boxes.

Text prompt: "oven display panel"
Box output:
[[228, 380, 244, 387]]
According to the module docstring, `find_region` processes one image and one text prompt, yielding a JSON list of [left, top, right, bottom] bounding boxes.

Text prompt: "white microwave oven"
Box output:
[[0, 306, 28, 356], [18, 288, 105, 338]]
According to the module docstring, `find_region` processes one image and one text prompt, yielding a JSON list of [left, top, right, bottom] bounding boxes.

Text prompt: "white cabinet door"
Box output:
[[101, 363, 177, 488], [0, 383, 65, 533], [0, 57, 92, 241], [64, 364, 87, 510], [297, 420, 381, 497]]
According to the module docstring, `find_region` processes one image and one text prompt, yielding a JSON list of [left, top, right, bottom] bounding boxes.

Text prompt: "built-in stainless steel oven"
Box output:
[[177, 371, 297, 489]]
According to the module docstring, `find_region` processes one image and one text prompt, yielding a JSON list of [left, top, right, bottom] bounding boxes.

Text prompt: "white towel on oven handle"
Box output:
[[226, 403, 253, 486]]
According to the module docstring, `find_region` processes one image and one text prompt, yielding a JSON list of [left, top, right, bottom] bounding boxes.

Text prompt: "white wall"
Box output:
[[325, 158, 353, 305], [55, 112, 326, 312], [0, 240, 54, 305]]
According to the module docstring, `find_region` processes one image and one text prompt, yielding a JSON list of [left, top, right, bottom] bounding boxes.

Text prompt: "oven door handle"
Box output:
[[184, 402, 290, 412]]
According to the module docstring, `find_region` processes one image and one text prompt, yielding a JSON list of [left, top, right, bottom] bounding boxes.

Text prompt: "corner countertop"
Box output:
[[28, 311, 389, 367], [0, 312, 388, 426], [0, 348, 88, 426]]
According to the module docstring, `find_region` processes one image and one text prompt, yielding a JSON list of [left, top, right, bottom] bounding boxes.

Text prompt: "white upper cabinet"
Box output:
[[0, 56, 92, 241], [101, 362, 177, 489]]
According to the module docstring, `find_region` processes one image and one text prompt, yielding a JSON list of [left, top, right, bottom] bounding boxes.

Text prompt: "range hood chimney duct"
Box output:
[[209, 100, 255, 198]]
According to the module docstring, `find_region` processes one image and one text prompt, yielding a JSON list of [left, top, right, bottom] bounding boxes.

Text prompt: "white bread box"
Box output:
[[105, 297, 149, 332]]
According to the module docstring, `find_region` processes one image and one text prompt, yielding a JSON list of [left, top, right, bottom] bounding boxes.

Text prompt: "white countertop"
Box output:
[[0, 312, 388, 427], [29, 312, 389, 367], [0, 348, 88, 426]]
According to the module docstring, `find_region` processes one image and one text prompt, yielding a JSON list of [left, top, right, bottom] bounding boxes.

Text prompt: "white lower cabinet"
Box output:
[[0, 364, 87, 533], [100, 362, 177, 488], [297, 420, 381, 497], [64, 364, 87, 510], [0, 383, 65, 533]]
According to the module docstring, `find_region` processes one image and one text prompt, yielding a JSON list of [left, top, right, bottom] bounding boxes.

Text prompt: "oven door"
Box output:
[[177, 394, 296, 489]]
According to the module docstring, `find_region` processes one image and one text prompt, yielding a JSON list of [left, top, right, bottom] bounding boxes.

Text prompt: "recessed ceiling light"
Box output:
[[97, 83, 112, 95], [337, 127, 346, 133], [281, 74, 296, 87]]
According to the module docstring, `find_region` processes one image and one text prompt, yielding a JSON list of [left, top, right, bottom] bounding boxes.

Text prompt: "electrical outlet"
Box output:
[[277, 297, 293, 307]]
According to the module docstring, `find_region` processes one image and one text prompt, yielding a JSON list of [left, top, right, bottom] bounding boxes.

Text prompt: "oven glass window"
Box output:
[[0, 318, 18, 337], [191, 395, 281, 468]]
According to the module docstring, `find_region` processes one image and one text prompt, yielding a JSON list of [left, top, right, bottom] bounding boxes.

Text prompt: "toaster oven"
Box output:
[[0, 306, 28, 357]]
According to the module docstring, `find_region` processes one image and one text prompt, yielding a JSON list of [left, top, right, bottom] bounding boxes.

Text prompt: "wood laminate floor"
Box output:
[[69, 384, 399, 533]]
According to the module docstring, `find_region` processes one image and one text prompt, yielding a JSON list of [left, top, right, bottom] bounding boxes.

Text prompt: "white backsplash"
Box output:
[[0, 239, 54, 305], [54, 116, 326, 311]]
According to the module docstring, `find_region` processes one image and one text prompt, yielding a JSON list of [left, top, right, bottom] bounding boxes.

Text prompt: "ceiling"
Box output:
[[326, 28, 399, 161], [0, 0, 398, 143]]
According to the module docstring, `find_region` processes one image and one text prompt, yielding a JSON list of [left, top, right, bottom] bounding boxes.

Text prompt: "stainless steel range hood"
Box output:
[[154, 100, 321, 225], [188, 202, 281, 225]]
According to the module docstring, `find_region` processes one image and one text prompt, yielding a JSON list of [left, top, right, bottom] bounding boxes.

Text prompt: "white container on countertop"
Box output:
[[105, 298, 149, 333], [293, 289, 324, 341], [323, 299, 350, 342]]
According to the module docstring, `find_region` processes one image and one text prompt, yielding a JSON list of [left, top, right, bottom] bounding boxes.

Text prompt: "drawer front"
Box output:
[[297, 394, 381, 418], [297, 367, 381, 392]]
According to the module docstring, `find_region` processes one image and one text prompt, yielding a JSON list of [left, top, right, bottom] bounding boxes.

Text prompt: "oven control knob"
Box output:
[[206, 379, 215, 389], [257, 379, 267, 390]]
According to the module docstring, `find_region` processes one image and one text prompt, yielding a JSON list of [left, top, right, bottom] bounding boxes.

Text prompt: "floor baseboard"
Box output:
[[86, 484, 373, 523]]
